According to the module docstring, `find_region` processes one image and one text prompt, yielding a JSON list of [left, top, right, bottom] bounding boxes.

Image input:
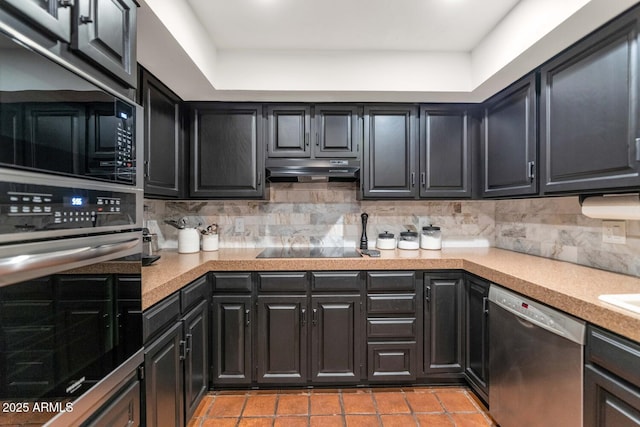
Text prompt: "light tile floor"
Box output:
[[188, 386, 497, 427]]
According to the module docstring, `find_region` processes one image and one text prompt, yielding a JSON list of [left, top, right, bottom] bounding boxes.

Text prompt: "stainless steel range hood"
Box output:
[[266, 158, 360, 182]]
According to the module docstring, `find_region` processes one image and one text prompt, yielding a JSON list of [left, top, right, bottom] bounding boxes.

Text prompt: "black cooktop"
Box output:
[[256, 247, 362, 258]]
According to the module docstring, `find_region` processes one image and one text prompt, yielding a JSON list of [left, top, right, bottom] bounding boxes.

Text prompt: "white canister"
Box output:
[[420, 225, 442, 250], [376, 231, 396, 250], [202, 233, 219, 251], [178, 228, 200, 253]]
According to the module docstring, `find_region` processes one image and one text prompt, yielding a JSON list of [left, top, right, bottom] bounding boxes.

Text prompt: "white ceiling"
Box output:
[[137, 0, 640, 102], [186, 0, 520, 52]]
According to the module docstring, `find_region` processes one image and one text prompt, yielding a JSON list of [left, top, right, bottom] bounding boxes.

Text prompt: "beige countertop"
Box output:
[[142, 247, 640, 343]]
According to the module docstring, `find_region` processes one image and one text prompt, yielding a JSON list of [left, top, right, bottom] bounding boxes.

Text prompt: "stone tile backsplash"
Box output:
[[144, 183, 640, 277]]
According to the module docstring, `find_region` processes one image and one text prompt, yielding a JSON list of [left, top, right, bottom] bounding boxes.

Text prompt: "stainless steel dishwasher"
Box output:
[[489, 285, 586, 427]]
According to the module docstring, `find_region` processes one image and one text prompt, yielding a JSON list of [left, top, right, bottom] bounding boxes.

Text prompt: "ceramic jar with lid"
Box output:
[[420, 224, 442, 250], [398, 230, 419, 250], [376, 231, 396, 250]]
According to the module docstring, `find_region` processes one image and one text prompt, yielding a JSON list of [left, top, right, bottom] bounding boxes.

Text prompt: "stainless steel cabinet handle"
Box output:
[[301, 308, 307, 326], [179, 340, 187, 361], [245, 309, 251, 327], [527, 161, 535, 180], [185, 334, 192, 354], [312, 308, 318, 326], [421, 172, 426, 187], [483, 296, 489, 315], [425, 286, 431, 303], [316, 133, 320, 146], [305, 133, 309, 146], [58, 0, 73, 7], [411, 172, 416, 187]]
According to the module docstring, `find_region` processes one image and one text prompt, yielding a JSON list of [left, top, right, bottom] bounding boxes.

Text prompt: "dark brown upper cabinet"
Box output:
[[140, 68, 184, 198], [0, 0, 72, 42], [313, 105, 360, 158], [481, 73, 538, 198], [190, 104, 265, 199], [540, 6, 640, 194], [420, 106, 473, 198], [267, 105, 360, 159], [72, 0, 137, 87], [267, 105, 311, 158], [362, 105, 418, 198]]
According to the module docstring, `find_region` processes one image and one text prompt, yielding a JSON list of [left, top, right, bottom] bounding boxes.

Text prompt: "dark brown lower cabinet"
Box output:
[[464, 275, 489, 403], [256, 295, 308, 384], [86, 370, 141, 427], [368, 342, 417, 382], [423, 273, 464, 377], [585, 326, 640, 427], [311, 295, 362, 384], [211, 296, 252, 385], [144, 322, 184, 427], [183, 300, 208, 422]]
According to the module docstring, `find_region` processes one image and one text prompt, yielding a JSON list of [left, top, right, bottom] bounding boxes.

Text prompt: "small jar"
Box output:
[[376, 231, 396, 250], [398, 230, 419, 250], [420, 224, 442, 250]]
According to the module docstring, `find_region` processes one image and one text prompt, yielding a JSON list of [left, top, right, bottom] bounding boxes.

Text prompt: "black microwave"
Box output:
[[0, 28, 139, 186]]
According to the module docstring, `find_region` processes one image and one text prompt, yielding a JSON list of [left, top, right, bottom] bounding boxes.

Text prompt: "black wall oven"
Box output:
[[0, 22, 143, 427]]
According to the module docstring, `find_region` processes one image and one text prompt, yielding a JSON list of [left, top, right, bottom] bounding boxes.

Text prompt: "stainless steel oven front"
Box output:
[[0, 22, 144, 427]]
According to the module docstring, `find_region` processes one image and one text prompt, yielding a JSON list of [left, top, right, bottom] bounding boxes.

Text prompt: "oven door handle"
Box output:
[[0, 237, 140, 283]]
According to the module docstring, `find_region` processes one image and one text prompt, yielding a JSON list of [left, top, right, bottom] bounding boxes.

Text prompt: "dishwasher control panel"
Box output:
[[489, 285, 586, 345]]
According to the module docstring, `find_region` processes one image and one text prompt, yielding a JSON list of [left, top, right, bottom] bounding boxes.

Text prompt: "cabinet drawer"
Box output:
[[367, 294, 416, 314], [181, 275, 210, 312], [312, 271, 361, 291], [143, 293, 180, 343], [258, 272, 308, 292], [587, 326, 640, 389], [367, 271, 415, 291], [367, 318, 416, 339], [368, 341, 416, 382], [212, 272, 253, 292]]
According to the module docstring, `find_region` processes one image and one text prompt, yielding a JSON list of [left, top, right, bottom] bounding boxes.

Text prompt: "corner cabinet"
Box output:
[[362, 106, 418, 198], [464, 275, 489, 404], [540, 6, 640, 194], [423, 273, 464, 378], [481, 73, 538, 198], [140, 67, 184, 198], [190, 104, 265, 199], [420, 106, 473, 198]]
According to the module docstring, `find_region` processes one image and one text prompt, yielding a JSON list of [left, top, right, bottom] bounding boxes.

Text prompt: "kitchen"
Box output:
[[1, 0, 640, 426]]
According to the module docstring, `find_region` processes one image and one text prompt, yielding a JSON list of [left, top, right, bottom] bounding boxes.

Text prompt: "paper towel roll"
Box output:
[[581, 194, 640, 220]]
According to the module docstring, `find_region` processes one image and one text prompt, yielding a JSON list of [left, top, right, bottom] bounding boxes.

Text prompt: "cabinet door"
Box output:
[[182, 300, 208, 423], [256, 295, 308, 384], [363, 106, 418, 198], [141, 68, 183, 198], [24, 103, 86, 175], [313, 105, 360, 158], [191, 104, 264, 198], [481, 73, 538, 198], [311, 295, 361, 384], [211, 296, 252, 385], [420, 107, 472, 198], [584, 364, 640, 427], [86, 372, 141, 427], [144, 322, 184, 427], [267, 105, 311, 158], [464, 275, 489, 403], [423, 274, 463, 376], [540, 10, 640, 194], [0, 0, 71, 42], [72, 0, 137, 87]]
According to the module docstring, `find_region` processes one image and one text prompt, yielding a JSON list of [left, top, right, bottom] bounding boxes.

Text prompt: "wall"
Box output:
[[144, 182, 495, 249], [495, 196, 640, 277], [144, 185, 640, 277]]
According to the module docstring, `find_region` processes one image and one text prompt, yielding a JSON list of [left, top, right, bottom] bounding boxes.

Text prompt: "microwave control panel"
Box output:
[[0, 181, 137, 235]]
